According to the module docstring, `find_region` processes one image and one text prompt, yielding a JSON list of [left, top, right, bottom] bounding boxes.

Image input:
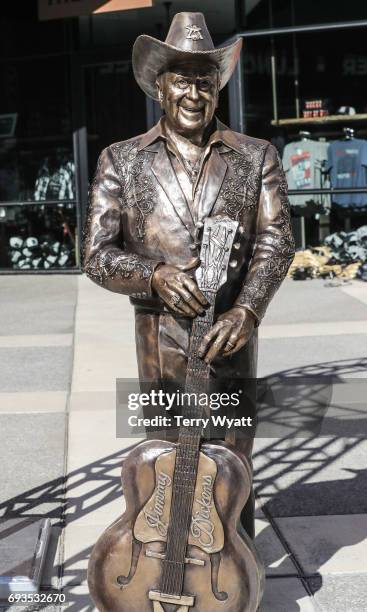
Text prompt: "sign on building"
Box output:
[[38, 0, 154, 21]]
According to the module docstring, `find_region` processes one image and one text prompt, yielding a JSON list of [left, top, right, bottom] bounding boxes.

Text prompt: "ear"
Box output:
[[155, 78, 164, 108], [215, 82, 220, 109], [215, 72, 221, 109]]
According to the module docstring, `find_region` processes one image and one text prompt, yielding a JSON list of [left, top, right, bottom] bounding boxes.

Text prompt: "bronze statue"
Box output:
[[87, 216, 266, 611], [83, 12, 295, 609]]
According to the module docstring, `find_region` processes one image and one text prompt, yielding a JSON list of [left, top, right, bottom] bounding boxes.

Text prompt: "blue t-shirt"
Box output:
[[326, 138, 367, 207]]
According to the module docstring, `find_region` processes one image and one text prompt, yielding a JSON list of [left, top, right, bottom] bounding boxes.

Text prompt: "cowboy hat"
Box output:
[[132, 12, 242, 100]]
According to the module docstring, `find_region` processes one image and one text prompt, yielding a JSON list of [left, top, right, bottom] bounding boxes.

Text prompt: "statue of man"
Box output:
[[83, 12, 295, 539]]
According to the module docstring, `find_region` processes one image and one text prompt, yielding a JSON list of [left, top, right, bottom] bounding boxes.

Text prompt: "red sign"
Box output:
[[38, 0, 154, 21]]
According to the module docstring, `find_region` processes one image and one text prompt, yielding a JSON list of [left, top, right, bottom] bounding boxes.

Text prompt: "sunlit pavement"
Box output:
[[1, 274, 367, 611]]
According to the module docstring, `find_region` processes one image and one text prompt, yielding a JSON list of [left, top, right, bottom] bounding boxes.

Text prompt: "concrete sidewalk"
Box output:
[[1, 275, 367, 611]]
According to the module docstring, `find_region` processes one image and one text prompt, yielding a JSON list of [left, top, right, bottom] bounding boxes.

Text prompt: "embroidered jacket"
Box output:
[[83, 119, 295, 322]]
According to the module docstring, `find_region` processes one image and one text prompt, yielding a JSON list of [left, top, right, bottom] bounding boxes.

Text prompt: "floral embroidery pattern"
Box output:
[[236, 147, 295, 320], [85, 248, 153, 286], [221, 143, 267, 218], [110, 141, 155, 240]]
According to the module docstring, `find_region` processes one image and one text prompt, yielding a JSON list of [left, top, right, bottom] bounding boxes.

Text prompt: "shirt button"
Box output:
[[229, 260, 238, 268]]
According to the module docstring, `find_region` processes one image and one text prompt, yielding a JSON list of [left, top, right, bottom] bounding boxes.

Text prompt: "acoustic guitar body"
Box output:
[[88, 439, 264, 612]]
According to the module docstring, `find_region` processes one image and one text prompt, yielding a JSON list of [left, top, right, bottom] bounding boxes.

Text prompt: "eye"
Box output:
[[198, 79, 212, 91], [176, 78, 189, 88]]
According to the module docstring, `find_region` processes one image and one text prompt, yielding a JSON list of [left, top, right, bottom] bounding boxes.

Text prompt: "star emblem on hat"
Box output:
[[185, 24, 204, 41]]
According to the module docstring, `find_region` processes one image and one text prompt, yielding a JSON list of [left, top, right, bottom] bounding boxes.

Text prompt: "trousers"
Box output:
[[134, 308, 258, 539]]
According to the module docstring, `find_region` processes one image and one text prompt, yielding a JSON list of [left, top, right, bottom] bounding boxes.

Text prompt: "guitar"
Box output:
[[88, 216, 264, 611]]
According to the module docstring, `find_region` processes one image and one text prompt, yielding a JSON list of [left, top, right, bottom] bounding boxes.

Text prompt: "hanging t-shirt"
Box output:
[[282, 140, 330, 211], [326, 138, 367, 207]]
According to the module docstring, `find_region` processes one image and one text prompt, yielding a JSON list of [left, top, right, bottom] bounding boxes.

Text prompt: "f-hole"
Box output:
[[210, 552, 228, 601], [116, 538, 142, 587]]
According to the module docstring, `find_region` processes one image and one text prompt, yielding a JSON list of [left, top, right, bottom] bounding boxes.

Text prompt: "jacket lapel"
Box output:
[[196, 147, 228, 222], [151, 142, 195, 237]]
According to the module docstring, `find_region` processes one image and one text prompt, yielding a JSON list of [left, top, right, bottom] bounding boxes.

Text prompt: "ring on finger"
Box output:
[[225, 341, 235, 351], [170, 294, 182, 308]]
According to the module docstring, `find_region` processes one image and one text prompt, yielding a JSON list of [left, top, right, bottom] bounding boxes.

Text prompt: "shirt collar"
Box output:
[[137, 117, 243, 155]]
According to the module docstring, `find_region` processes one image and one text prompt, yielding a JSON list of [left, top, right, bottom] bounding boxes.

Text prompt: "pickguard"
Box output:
[[134, 450, 224, 554]]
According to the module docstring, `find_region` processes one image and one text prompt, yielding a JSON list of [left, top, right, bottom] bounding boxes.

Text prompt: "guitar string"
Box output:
[[160, 294, 215, 595]]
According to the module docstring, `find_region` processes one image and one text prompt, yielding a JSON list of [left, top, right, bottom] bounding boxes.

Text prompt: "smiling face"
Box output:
[[156, 62, 220, 141]]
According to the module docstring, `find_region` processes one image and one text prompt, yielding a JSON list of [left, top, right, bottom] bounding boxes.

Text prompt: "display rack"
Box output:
[[0, 200, 76, 207], [271, 114, 367, 126]]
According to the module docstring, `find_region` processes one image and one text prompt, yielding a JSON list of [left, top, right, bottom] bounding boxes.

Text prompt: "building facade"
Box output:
[[1, 0, 367, 271]]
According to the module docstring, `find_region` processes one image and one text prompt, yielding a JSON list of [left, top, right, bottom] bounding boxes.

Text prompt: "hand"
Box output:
[[152, 264, 209, 317], [198, 306, 256, 364]]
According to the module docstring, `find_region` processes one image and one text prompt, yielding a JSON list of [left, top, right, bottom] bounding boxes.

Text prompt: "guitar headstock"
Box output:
[[196, 217, 239, 293]]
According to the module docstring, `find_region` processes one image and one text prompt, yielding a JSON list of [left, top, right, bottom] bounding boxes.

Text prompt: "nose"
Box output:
[[187, 83, 199, 101]]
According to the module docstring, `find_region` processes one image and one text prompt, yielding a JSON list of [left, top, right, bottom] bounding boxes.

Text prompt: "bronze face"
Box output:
[[156, 62, 219, 142]]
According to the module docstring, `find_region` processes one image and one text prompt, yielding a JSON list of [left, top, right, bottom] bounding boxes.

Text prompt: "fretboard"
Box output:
[[159, 289, 216, 597]]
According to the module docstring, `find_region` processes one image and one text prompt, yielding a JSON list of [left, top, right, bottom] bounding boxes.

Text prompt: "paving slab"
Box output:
[[0, 276, 77, 336], [308, 574, 367, 612], [255, 517, 297, 576], [0, 413, 66, 519], [72, 277, 137, 393], [0, 347, 72, 392], [253, 436, 367, 516], [62, 524, 106, 587], [259, 577, 317, 611], [260, 320, 367, 339], [258, 334, 367, 378], [263, 279, 367, 325], [62, 584, 97, 612], [275, 515, 367, 576], [0, 392, 68, 414], [0, 335, 72, 348]]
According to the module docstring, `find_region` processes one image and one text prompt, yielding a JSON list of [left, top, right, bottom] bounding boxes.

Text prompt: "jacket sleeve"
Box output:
[[82, 147, 159, 297], [234, 143, 295, 322]]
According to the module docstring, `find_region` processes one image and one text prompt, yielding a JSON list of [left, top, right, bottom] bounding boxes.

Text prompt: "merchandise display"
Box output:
[[282, 132, 330, 213], [303, 99, 329, 118], [1, 204, 76, 270], [34, 156, 75, 201], [288, 225, 367, 280], [0, 144, 77, 270], [8, 234, 73, 270], [326, 130, 367, 208]]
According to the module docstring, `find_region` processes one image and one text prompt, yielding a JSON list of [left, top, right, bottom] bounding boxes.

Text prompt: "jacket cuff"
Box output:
[[233, 303, 260, 327]]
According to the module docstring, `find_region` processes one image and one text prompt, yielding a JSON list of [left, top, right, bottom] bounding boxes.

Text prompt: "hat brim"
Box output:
[[132, 35, 242, 100]]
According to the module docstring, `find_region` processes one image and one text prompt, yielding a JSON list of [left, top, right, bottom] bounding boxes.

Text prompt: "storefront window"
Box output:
[[242, 24, 367, 247], [0, 52, 78, 271]]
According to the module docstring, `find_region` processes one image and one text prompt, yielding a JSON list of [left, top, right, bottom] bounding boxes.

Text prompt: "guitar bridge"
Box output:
[[149, 590, 195, 611], [145, 549, 205, 566]]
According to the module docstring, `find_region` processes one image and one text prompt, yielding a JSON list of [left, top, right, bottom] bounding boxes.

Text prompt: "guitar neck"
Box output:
[[159, 291, 216, 597], [159, 217, 238, 598]]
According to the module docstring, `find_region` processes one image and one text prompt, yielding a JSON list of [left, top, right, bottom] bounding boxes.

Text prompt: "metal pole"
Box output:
[[291, 0, 300, 118], [270, 49, 278, 123], [269, 0, 278, 124], [73, 127, 89, 268], [223, 18, 367, 43], [288, 187, 367, 195], [228, 46, 245, 133]]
